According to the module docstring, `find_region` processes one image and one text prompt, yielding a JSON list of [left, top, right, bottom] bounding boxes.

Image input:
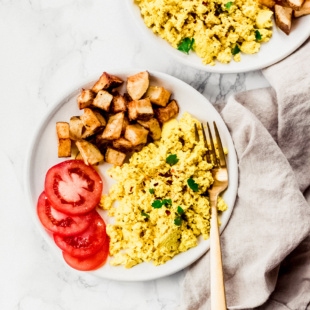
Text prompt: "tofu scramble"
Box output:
[[100, 113, 227, 268], [135, 0, 273, 65]]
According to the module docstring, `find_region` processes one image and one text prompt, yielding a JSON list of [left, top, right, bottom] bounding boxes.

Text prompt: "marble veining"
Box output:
[[0, 0, 270, 309]]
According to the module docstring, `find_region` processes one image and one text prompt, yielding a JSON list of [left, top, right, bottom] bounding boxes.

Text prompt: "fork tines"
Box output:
[[201, 122, 227, 168]]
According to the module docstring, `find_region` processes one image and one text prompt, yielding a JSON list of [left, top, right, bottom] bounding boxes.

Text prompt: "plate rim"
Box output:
[[23, 69, 239, 281]]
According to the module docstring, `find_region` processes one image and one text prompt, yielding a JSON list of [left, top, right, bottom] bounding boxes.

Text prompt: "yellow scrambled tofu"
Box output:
[[100, 113, 227, 268], [135, 0, 273, 65]]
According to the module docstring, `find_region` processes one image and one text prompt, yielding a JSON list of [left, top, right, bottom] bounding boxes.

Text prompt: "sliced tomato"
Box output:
[[37, 192, 95, 236], [63, 237, 109, 271], [44, 160, 103, 215], [53, 211, 107, 258]]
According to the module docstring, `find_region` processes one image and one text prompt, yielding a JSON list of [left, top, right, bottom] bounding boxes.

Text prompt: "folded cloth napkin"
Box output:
[[181, 37, 310, 310]]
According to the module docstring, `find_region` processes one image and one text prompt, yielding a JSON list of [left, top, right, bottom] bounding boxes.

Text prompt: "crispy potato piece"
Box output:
[[258, 0, 276, 8], [137, 118, 162, 140], [80, 108, 106, 134], [145, 86, 171, 107], [154, 100, 180, 123], [56, 122, 70, 139], [294, 0, 310, 16], [112, 137, 135, 152], [56, 122, 71, 157], [77, 89, 95, 109], [92, 90, 113, 111], [121, 116, 129, 135], [92, 72, 123, 93], [105, 147, 126, 166], [284, 0, 305, 10], [128, 98, 154, 121], [69, 116, 84, 140], [275, 4, 293, 35], [101, 112, 124, 140], [127, 71, 149, 100], [111, 93, 128, 113], [124, 124, 149, 146], [75, 140, 104, 165]]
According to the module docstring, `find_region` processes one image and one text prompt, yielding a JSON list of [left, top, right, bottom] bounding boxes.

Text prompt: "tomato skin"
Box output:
[[37, 192, 95, 236], [44, 160, 103, 215], [53, 211, 107, 258], [63, 237, 109, 271]]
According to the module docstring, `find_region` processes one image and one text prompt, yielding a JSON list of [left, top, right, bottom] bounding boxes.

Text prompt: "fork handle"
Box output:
[[210, 195, 227, 310]]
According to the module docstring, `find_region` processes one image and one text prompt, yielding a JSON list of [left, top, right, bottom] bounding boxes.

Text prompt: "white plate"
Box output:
[[126, 0, 310, 73], [24, 69, 238, 281]]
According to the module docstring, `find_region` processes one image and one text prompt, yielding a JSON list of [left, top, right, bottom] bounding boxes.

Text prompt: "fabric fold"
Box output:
[[181, 38, 310, 310]]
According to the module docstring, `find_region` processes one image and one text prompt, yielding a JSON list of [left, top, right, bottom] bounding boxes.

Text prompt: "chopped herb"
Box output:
[[177, 38, 194, 55], [149, 188, 155, 194], [187, 178, 199, 192], [231, 44, 240, 55], [152, 200, 163, 209], [225, 1, 233, 9], [162, 198, 172, 206], [177, 206, 184, 215], [174, 217, 182, 226], [166, 154, 179, 166], [141, 211, 150, 218], [255, 30, 262, 41]]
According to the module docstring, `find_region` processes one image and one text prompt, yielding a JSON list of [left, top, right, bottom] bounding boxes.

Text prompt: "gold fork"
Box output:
[[201, 122, 228, 310]]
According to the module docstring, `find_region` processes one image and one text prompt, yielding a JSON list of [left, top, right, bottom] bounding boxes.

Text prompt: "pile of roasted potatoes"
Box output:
[[56, 71, 179, 166], [259, 0, 310, 35]]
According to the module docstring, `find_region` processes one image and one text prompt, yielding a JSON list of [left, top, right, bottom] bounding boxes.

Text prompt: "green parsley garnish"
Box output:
[[151, 198, 172, 209], [255, 30, 262, 41], [177, 206, 184, 214], [149, 188, 155, 194], [152, 200, 163, 209], [162, 198, 172, 206], [225, 1, 233, 9], [174, 217, 182, 226], [231, 44, 240, 55], [187, 178, 199, 192], [177, 38, 194, 55], [166, 154, 179, 166], [141, 211, 150, 218]]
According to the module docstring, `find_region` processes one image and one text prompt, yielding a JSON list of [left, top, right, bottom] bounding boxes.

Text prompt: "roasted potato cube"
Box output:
[[294, 0, 310, 17], [92, 72, 123, 93], [127, 71, 149, 100], [56, 122, 71, 157], [80, 108, 106, 134], [69, 116, 84, 140], [112, 137, 135, 152], [145, 86, 171, 107], [111, 93, 128, 113], [128, 98, 154, 121], [137, 118, 162, 140], [122, 116, 129, 135], [275, 4, 293, 35], [92, 90, 113, 111], [258, 0, 276, 8], [77, 89, 95, 109], [154, 100, 179, 123], [101, 112, 124, 140], [56, 122, 70, 139], [58, 139, 71, 158], [75, 140, 104, 165], [105, 147, 126, 166], [124, 124, 149, 146], [285, 0, 305, 10]]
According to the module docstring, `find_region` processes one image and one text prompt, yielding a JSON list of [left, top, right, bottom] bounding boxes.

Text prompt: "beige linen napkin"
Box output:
[[182, 37, 310, 310]]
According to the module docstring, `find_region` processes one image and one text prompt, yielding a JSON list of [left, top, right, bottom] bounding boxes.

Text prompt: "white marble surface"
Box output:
[[0, 1, 270, 309]]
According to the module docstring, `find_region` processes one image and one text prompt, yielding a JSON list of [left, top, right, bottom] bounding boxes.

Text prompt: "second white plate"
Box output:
[[126, 0, 310, 73]]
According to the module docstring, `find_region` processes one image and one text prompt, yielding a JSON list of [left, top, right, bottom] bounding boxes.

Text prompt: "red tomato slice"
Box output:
[[37, 192, 95, 236], [63, 237, 109, 271], [53, 211, 107, 258], [44, 160, 103, 215]]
